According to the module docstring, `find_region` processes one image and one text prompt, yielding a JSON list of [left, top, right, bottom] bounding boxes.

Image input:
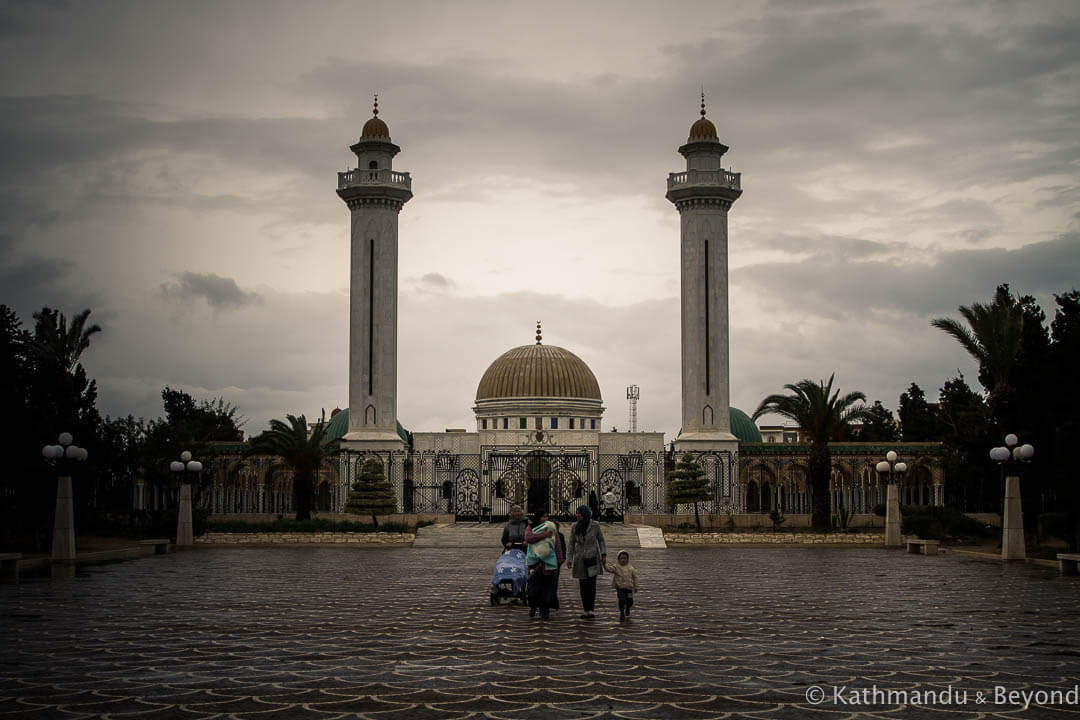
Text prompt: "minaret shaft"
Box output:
[[666, 99, 742, 452], [336, 101, 412, 449]]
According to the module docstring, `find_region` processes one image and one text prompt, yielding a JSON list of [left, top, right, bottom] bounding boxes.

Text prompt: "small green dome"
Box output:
[[729, 407, 762, 443], [322, 408, 409, 445]]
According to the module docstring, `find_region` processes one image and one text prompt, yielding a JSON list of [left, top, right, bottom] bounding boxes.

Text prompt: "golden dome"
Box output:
[[361, 94, 390, 139], [688, 90, 718, 142], [476, 344, 602, 401], [689, 116, 718, 141], [361, 116, 390, 139]]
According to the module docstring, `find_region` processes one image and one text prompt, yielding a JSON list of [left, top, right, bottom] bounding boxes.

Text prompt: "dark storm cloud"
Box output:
[[160, 272, 261, 311], [736, 233, 1080, 321]]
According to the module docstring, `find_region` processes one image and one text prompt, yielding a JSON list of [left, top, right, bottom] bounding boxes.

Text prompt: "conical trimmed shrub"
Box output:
[[344, 458, 397, 527]]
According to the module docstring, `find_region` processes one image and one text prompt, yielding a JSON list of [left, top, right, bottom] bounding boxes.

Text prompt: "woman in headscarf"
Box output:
[[566, 504, 607, 619], [524, 508, 558, 619]]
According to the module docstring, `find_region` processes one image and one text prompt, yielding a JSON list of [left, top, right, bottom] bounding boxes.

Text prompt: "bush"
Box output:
[[203, 518, 412, 534], [900, 505, 994, 542]]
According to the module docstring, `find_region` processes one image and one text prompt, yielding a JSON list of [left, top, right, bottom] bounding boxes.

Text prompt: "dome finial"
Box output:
[[536, 321, 542, 345], [373, 93, 379, 117], [700, 87, 706, 117]]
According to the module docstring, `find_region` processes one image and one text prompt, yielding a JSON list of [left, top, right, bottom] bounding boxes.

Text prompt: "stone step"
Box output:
[[412, 522, 663, 549]]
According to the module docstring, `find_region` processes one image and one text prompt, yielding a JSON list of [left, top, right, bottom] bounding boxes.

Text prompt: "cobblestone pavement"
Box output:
[[2, 547, 1079, 719]]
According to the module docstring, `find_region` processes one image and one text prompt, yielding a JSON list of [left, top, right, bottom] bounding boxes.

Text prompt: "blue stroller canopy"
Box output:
[[492, 549, 528, 594]]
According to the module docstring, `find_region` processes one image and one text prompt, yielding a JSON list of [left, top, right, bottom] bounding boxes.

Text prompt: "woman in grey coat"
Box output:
[[566, 504, 607, 619]]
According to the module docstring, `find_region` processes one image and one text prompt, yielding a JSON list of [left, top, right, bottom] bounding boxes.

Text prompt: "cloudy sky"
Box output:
[[2, 0, 1078, 438]]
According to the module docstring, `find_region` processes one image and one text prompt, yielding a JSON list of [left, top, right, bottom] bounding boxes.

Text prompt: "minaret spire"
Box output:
[[535, 321, 542, 345], [373, 93, 379, 117], [701, 88, 706, 117]]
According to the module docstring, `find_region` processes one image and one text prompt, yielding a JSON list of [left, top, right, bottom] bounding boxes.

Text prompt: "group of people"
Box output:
[[501, 504, 640, 621]]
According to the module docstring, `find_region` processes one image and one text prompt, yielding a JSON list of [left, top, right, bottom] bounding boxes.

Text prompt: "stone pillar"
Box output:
[[1001, 475, 1026, 561], [885, 483, 902, 547], [52, 475, 76, 563], [176, 483, 193, 548]]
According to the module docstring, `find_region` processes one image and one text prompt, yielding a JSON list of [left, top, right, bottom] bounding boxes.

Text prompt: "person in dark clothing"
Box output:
[[566, 504, 606, 619], [501, 506, 529, 551]]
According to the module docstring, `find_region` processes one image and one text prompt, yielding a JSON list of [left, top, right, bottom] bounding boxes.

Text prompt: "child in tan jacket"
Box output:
[[604, 550, 640, 622]]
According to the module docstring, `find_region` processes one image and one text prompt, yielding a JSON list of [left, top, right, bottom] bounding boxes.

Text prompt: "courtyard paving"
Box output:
[[1, 546, 1079, 719]]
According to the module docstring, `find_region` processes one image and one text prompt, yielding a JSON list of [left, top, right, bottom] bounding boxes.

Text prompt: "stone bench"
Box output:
[[0, 552, 21, 580], [1056, 553, 1080, 575], [906, 539, 939, 556], [138, 539, 172, 555]]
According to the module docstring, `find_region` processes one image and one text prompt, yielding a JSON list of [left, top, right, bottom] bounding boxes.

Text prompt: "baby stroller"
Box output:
[[489, 548, 528, 605]]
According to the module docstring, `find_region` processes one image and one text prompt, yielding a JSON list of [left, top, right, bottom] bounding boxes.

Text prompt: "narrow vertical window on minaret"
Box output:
[[368, 238, 375, 396], [704, 237, 711, 396]]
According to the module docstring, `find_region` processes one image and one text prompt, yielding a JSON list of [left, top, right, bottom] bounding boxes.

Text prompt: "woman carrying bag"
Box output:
[[566, 504, 607, 619]]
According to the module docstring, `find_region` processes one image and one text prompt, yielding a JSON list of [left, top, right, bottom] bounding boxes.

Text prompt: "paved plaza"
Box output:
[[2, 545, 1079, 719]]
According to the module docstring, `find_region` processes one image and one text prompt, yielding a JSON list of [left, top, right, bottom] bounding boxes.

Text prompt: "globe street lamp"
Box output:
[[41, 432, 88, 563], [170, 450, 202, 548], [991, 433, 1034, 561], [876, 450, 907, 548]]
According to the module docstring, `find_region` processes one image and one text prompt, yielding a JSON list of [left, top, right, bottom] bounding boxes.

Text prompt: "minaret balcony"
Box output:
[[667, 169, 740, 192], [338, 168, 412, 191]]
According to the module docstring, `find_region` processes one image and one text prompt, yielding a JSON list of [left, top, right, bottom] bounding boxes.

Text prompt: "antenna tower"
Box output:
[[626, 384, 640, 433]]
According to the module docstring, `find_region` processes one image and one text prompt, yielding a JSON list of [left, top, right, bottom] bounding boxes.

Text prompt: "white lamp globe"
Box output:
[[49, 445, 64, 460], [1020, 444, 1034, 459], [77, 447, 89, 461], [895, 462, 908, 473], [58, 432, 73, 446], [989, 447, 1010, 462], [169, 461, 185, 472], [1004, 433, 1018, 447], [187, 461, 203, 472], [180, 451, 192, 462], [65, 445, 80, 459], [876, 461, 890, 473], [886, 450, 897, 463]]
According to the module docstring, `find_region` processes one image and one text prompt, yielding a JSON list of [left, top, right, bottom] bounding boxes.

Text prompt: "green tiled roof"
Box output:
[[322, 408, 409, 445], [729, 407, 762, 443]]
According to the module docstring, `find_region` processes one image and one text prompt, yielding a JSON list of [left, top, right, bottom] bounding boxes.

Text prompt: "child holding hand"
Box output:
[[604, 550, 639, 622]]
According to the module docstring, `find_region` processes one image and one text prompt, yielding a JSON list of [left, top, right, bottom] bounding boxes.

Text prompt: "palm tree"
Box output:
[[931, 285, 1023, 416], [28, 308, 102, 373], [752, 374, 871, 531], [245, 413, 333, 521]]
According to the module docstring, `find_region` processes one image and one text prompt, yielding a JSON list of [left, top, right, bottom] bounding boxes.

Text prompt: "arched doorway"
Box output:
[[526, 453, 551, 513]]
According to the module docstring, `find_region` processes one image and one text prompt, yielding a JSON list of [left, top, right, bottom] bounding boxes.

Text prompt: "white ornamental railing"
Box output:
[[667, 169, 741, 191], [338, 168, 412, 190]]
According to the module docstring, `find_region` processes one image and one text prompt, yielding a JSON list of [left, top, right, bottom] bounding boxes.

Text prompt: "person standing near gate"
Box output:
[[502, 506, 528, 551], [602, 490, 617, 524], [566, 504, 606, 619]]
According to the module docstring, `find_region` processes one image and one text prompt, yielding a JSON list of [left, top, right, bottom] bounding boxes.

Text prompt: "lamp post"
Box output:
[[170, 450, 202, 548], [42, 432, 88, 563], [876, 450, 908, 548], [991, 433, 1034, 561]]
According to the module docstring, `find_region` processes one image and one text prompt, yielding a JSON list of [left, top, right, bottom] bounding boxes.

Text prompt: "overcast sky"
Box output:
[[2, 0, 1078, 439]]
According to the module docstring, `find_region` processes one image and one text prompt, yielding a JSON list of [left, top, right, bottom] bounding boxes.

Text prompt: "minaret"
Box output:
[[666, 93, 742, 451], [337, 95, 412, 448]]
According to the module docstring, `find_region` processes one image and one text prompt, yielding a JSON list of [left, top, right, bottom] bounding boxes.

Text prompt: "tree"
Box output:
[[245, 413, 331, 521], [854, 401, 899, 442], [1050, 291, 1080, 550], [344, 458, 397, 527], [666, 453, 710, 532], [753, 374, 871, 531], [898, 383, 938, 441], [936, 374, 993, 512], [931, 284, 1023, 417]]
